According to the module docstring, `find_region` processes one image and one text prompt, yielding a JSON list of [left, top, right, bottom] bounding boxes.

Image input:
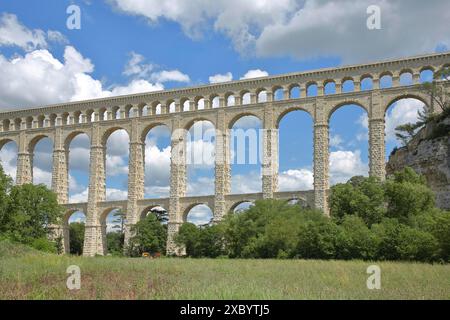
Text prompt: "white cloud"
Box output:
[[240, 69, 269, 80], [0, 13, 48, 51], [278, 168, 314, 191], [70, 188, 89, 203], [150, 70, 190, 83], [330, 134, 343, 149], [123, 52, 154, 78], [329, 150, 368, 185], [106, 188, 128, 201], [231, 171, 262, 194], [109, 1, 450, 63], [209, 72, 233, 83], [0, 143, 18, 181]]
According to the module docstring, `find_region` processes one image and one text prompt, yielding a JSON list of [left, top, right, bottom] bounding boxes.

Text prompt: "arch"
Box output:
[[328, 103, 369, 185], [64, 130, 91, 150], [28, 134, 53, 153], [112, 106, 121, 119], [289, 84, 301, 99], [276, 107, 313, 128], [14, 118, 22, 131], [183, 203, 213, 225], [0, 138, 15, 151], [324, 80, 336, 95], [98, 108, 107, 121], [64, 210, 86, 255], [383, 93, 430, 115], [228, 112, 262, 129], [140, 205, 168, 221], [143, 124, 171, 198], [195, 96, 205, 110], [2, 119, 10, 132], [180, 98, 190, 112], [328, 101, 369, 121], [341, 77, 355, 93], [380, 72, 393, 89], [256, 88, 267, 103], [360, 75, 373, 91], [101, 126, 130, 146], [141, 122, 170, 143], [230, 200, 254, 213], [399, 70, 413, 86], [37, 115, 45, 128], [272, 86, 284, 101], [420, 67, 434, 83], [67, 132, 91, 203], [211, 95, 220, 108], [306, 82, 317, 97], [85, 109, 95, 123], [240, 90, 251, 105]]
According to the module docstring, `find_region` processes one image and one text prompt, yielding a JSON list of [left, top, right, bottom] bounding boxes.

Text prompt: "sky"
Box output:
[[0, 0, 448, 230]]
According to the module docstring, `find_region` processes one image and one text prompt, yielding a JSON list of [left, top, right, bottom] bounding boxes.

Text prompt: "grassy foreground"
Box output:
[[0, 241, 449, 300]]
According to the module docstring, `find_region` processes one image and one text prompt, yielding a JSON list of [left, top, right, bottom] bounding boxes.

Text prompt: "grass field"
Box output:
[[0, 241, 449, 300]]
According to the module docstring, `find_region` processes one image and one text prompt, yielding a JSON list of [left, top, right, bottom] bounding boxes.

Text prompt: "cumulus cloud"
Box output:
[[150, 70, 190, 83], [209, 72, 233, 83], [106, 188, 128, 201], [385, 98, 424, 145], [186, 204, 213, 225], [240, 69, 269, 80], [109, 0, 450, 62], [0, 13, 64, 51], [329, 150, 368, 184], [278, 168, 314, 191]]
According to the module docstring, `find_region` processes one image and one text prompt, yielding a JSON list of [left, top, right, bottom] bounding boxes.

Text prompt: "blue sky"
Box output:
[[0, 0, 448, 229]]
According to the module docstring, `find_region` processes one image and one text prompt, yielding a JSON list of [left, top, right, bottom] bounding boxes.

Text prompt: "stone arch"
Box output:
[[328, 101, 369, 122], [383, 93, 430, 115], [272, 85, 284, 101], [194, 96, 205, 110], [229, 200, 254, 213], [140, 205, 168, 221], [228, 112, 262, 129], [64, 130, 91, 150], [183, 203, 213, 225], [141, 121, 171, 143], [306, 81, 318, 97], [341, 77, 355, 92], [0, 137, 17, 150], [101, 126, 130, 146], [399, 69, 414, 86], [63, 209, 87, 255], [28, 134, 53, 153], [360, 74, 374, 90], [255, 88, 267, 103], [183, 116, 217, 131], [180, 97, 190, 112], [323, 79, 336, 95], [13, 118, 22, 131], [276, 107, 314, 128], [2, 119, 11, 132]]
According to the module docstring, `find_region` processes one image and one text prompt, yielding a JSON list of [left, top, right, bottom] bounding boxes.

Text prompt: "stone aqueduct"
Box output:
[[0, 52, 449, 256]]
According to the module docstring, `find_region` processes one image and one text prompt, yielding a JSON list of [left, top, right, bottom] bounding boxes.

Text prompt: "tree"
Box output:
[[0, 165, 13, 234], [330, 176, 386, 226], [69, 222, 85, 255], [4, 183, 63, 245], [126, 214, 167, 257], [176, 223, 226, 258], [106, 231, 124, 256], [111, 209, 125, 234], [385, 168, 435, 223]]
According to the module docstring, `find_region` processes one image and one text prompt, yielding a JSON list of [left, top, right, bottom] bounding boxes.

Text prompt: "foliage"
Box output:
[[330, 176, 385, 226], [69, 222, 85, 255], [127, 214, 167, 257], [176, 223, 226, 258], [106, 232, 124, 256]]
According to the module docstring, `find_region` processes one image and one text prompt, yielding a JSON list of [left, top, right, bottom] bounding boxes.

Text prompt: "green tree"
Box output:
[[106, 231, 124, 256], [4, 183, 63, 245], [127, 214, 167, 257], [0, 165, 13, 233], [330, 176, 386, 226], [69, 222, 85, 255], [385, 168, 435, 223]]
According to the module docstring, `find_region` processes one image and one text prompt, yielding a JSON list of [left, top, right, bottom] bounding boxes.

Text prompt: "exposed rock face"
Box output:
[[386, 116, 450, 210]]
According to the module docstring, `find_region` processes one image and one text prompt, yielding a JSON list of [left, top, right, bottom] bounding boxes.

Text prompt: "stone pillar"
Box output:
[[124, 119, 145, 249], [16, 133, 32, 185], [262, 107, 279, 199], [369, 92, 386, 181], [313, 118, 329, 215], [214, 110, 231, 222], [167, 118, 187, 255], [83, 124, 106, 256], [51, 127, 69, 204]]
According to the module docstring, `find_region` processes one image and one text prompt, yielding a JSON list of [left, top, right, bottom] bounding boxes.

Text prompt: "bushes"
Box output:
[[175, 168, 449, 262], [126, 214, 167, 257]]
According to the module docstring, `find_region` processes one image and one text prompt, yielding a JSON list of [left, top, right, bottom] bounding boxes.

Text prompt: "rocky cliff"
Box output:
[[386, 116, 450, 210]]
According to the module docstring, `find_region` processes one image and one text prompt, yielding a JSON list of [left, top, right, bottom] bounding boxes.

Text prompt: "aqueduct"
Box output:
[[0, 52, 449, 256]]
